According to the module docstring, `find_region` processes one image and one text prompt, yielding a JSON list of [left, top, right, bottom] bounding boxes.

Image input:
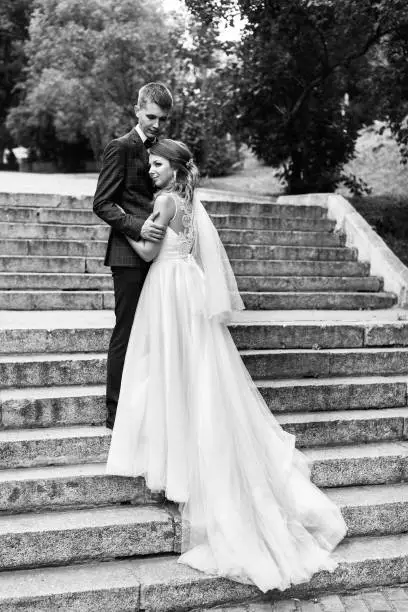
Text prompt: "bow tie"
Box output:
[[144, 138, 156, 149]]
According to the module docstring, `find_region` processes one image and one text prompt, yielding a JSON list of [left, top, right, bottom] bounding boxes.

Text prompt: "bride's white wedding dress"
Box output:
[[106, 192, 347, 593]]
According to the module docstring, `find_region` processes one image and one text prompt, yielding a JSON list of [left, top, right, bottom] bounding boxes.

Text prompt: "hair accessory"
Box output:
[[186, 158, 194, 169]]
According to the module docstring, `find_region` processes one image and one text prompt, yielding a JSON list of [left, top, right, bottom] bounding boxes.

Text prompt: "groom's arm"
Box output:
[[93, 139, 143, 240], [126, 194, 174, 262]]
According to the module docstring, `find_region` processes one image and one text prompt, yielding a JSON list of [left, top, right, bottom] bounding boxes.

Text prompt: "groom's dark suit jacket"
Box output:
[[93, 128, 154, 268]]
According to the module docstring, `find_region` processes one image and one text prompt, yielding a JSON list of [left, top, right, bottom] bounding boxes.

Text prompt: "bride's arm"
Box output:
[[125, 194, 175, 262]]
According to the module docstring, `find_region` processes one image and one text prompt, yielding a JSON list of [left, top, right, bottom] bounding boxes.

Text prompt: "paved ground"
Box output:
[[212, 586, 408, 611], [0, 170, 274, 202]]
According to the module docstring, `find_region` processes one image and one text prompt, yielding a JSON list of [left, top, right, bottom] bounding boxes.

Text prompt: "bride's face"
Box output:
[[149, 154, 173, 189]]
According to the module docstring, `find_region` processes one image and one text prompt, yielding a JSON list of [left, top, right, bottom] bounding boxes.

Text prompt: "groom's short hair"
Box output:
[[138, 83, 173, 111]]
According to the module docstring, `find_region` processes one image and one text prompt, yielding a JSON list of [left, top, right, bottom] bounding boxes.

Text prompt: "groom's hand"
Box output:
[[141, 211, 166, 242]]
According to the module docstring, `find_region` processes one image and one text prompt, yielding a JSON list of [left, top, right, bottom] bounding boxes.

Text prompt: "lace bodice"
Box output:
[[154, 192, 196, 263]]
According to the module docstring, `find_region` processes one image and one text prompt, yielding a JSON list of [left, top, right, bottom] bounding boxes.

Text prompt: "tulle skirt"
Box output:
[[106, 255, 347, 593]]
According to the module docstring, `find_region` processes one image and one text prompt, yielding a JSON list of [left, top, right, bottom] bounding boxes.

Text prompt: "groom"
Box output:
[[93, 82, 173, 429]]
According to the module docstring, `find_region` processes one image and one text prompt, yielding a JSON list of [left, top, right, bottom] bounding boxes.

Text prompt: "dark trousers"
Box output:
[[106, 266, 148, 429]]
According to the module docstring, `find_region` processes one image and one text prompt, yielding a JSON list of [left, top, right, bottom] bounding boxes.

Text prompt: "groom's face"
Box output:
[[135, 101, 169, 140]]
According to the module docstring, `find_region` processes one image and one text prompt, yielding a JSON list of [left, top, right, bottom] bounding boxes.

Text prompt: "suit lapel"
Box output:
[[129, 127, 148, 163]]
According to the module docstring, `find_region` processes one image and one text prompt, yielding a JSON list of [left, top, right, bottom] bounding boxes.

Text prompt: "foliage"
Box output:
[[0, 0, 32, 164], [369, 21, 408, 164], [171, 69, 242, 177], [6, 0, 240, 175], [166, 7, 242, 177], [6, 0, 183, 165], [351, 195, 408, 267], [185, 0, 408, 193]]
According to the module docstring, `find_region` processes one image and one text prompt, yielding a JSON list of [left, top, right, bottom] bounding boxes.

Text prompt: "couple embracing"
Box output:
[[93, 82, 346, 592]]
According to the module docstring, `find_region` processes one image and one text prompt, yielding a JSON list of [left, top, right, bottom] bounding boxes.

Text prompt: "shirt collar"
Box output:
[[135, 123, 147, 143]]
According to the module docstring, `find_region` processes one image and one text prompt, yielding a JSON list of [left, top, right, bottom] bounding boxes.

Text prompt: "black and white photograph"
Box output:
[[1, 1, 408, 610]]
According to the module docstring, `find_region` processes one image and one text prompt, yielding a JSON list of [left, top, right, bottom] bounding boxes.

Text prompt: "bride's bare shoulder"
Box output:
[[153, 192, 177, 223]]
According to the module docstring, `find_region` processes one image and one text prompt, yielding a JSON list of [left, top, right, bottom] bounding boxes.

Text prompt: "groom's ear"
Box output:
[[134, 104, 140, 119]]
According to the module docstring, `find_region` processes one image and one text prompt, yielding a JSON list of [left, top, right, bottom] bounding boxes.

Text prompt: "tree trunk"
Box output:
[[287, 149, 305, 194]]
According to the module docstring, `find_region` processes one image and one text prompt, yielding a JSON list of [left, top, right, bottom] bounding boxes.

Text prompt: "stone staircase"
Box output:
[[0, 194, 397, 310], [0, 191, 408, 610]]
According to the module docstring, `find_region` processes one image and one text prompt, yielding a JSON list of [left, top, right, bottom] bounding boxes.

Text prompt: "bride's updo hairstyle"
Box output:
[[150, 139, 199, 205]]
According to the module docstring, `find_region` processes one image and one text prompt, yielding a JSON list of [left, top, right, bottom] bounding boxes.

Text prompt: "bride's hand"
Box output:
[[141, 211, 166, 242]]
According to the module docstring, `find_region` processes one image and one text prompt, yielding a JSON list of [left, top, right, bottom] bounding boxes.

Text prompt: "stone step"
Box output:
[[0, 426, 110, 469], [0, 206, 102, 226], [203, 201, 327, 218], [0, 533, 408, 610], [0, 239, 107, 258], [223, 244, 357, 261], [0, 193, 327, 219], [0, 256, 367, 277], [0, 385, 106, 429], [3, 372, 408, 430], [261, 376, 408, 413], [0, 440, 407, 507], [0, 193, 93, 209], [0, 255, 89, 274], [0, 239, 357, 261], [0, 205, 334, 231], [0, 462, 150, 513], [0, 272, 382, 293], [0, 368, 408, 447], [218, 229, 344, 247], [0, 223, 342, 250], [98, 259, 370, 278], [0, 440, 408, 513], [0, 197, 325, 217], [0, 483, 407, 571], [0, 223, 341, 252], [2, 377, 408, 431], [0, 222, 108, 241], [3, 347, 408, 388], [326, 482, 408, 537], [306, 441, 408, 487], [242, 347, 408, 380], [0, 273, 113, 291], [0, 427, 407, 489], [237, 276, 382, 293], [0, 289, 393, 311], [229, 260, 370, 276], [0, 290, 110, 310], [5, 315, 408, 354], [0, 505, 177, 570], [0, 382, 405, 447], [242, 291, 396, 310], [277, 407, 408, 447], [211, 215, 335, 231]]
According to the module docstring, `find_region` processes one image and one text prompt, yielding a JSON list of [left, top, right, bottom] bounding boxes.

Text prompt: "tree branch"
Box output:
[[284, 18, 390, 126]]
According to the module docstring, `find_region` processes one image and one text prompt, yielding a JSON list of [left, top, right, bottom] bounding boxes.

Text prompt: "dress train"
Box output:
[[106, 222, 347, 593]]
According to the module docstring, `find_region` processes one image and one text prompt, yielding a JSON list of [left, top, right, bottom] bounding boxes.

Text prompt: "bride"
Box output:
[[106, 138, 347, 593]]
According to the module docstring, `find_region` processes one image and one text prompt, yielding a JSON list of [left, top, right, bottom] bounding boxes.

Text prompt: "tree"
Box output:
[[7, 0, 183, 167], [168, 7, 242, 176], [0, 0, 32, 166], [185, 0, 408, 193], [370, 18, 408, 164]]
